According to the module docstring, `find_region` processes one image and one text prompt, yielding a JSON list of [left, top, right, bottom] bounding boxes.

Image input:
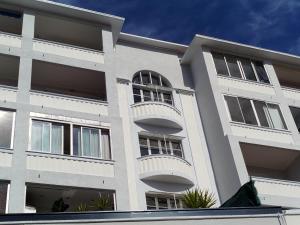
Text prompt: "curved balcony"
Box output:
[[138, 155, 194, 185], [131, 102, 182, 129]]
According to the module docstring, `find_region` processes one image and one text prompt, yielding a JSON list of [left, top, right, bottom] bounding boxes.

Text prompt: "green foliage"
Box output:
[[91, 194, 112, 211], [75, 203, 89, 212], [183, 188, 216, 208]]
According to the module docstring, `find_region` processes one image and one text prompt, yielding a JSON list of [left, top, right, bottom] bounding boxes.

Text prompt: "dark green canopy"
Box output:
[[221, 180, 261, 207]]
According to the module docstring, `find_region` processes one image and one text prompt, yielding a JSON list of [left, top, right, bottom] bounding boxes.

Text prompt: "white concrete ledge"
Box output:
[[33, 39, 104, 63], [0, 32, 21, 48]]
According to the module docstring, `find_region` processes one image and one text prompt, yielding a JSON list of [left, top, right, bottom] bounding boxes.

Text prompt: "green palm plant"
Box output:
[[183, 188, 216, 208], [91, 194, 113, 211], [75, 203, 89, 212]]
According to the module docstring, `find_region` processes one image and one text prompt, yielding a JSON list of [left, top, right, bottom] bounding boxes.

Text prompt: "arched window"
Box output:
[[132, 71, 173, 105]]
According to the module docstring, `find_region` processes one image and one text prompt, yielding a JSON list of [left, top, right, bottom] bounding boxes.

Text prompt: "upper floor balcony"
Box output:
[[30, 60, 108, 115], [274, 64, 300, 102], [0, 8, 22, 48], [33, 14, 104, 63], [131, 71, 183, 129], [240, 142, 300, 208]]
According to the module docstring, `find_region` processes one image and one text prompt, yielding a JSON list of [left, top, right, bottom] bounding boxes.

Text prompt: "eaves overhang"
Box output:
[[182, 34, 300, 66], [0, 0, 125, 45], [119, 32, 188, 54]]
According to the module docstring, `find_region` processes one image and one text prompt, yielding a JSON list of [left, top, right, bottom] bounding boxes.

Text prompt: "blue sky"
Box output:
[[50, 0, 300, 55]]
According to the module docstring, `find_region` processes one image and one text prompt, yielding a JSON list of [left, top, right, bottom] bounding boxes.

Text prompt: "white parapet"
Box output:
[[33, 39, 104, 63], [217, 76, 276, 96], [0, 86, 17, 102], [138, 155, 194, 184], [30, 91, 108, 116], [0, 32, 21, 48], [131, 102, 182, 129], [27, 152, 114, 177], [230, 123, 293, 144]]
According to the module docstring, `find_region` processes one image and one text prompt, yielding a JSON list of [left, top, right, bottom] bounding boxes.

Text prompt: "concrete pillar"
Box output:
[[8, 12, 34, 213]]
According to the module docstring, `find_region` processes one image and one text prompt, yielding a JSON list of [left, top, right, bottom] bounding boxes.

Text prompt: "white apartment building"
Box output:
[[0, 0, 299, 216]]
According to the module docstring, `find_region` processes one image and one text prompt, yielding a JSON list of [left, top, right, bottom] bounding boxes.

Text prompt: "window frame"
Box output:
[[138, 135, 184, 158], [29, 117, 112, 160], [146, 194, 184, 210], [223, 95, 287, 131], [212, 52, 270, 84], [132, 71, 174, 106]]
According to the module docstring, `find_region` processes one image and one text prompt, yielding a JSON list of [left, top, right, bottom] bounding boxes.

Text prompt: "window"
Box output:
[[290, 107, 300, 132], [212, 52, 270, 84], [132, 71, 173, 105], [30, 120, 111, 160], [0, 109, 15, 149], [224, 95, 287, 130], [138, 135, 184, 158], [146, 194, 185, 210]]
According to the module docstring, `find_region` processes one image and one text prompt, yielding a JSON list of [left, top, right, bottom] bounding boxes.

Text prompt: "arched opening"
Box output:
[[132, 71, 173, 105]]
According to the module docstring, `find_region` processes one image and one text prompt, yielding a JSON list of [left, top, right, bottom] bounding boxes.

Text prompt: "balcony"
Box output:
[[138, 155, 194, 185], [30, 60, 108, 115], [25, 184, 115, 213], [230, 123, 293, 144], [34, 14, 104, 63], [240, 143, 300, 207], [217, 76, 275, 96], [131, 102, 183, 129], [26, 152, 114, 177], [274, 64, 300, 101]]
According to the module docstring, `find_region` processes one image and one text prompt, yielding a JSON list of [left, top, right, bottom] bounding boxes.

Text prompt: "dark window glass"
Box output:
[[146, 196, 156, 210], [151, 75, 160, 85], [153, 91, 162, 102], [0, 110, 14, 149], [143, 90, 151, 102], [290, 107, 300, 132], [163, 93, 172, 105], [139, 137, 148, 156], [253, 100, 271, 127], [172, 141, 183, 157], [212, 53, 229, 76], [241, 59, 257, 81], [226, 56, 242, 78], [238, 98, 258, 125], [72, 126, 81, 156], [63, 124, 70, 155], [132, 75, 141, 84], [133, 88, 142, 103], [142, 73, 151, 85], [149, 139, 160, 155], [157, 198, 168, 209], [224, 96, 244, 123], [161, 140, 171, 155], [161, 78, 169, 87], [254, 61, 270, 83], [0, 183, 8, 214]]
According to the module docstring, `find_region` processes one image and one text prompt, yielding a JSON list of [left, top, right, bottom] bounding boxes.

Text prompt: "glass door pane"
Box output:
[[51, 124, 63, 154], [241, 59, 257, 81], [212, 53, 229, 76], [226, 56, 242, 78], [82, 128, 91, 157], [0, 111, 14, 149], [90, 129, 100, 158], [31, 121, 43, 151], [224, 96, 244, 123], [149, 139, 160, 155], [42, 123, 50, 153], [73, 126, 81, 156], [267, 104, 287, 129], [238, 98, 258, 125], [253, 100, 271, 127]]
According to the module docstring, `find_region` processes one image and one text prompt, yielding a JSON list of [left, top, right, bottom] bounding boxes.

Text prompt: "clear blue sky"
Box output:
[[50, 0, 300, 55]]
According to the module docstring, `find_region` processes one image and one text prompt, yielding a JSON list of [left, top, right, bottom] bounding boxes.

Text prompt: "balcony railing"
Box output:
[[131, 102, 183, 129], [26, 152, 114, 177], [253, 176, 300, 208], [0, 85, 17, 102], [29, 90, 108, 115], [0, 31, 21, 48], [33, 39, 104, 63], [217, 76, 275, 95], [138, 155, 194, 185], [230, 122, 293, 144]]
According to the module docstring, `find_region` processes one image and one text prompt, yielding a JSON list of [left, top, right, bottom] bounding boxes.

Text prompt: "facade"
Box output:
[[0, 0, 298, 216]]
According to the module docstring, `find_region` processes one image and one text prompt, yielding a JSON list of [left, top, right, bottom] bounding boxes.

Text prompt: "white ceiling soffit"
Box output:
[[182, 34, 300, 66], [0, 0, 125, 45]]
